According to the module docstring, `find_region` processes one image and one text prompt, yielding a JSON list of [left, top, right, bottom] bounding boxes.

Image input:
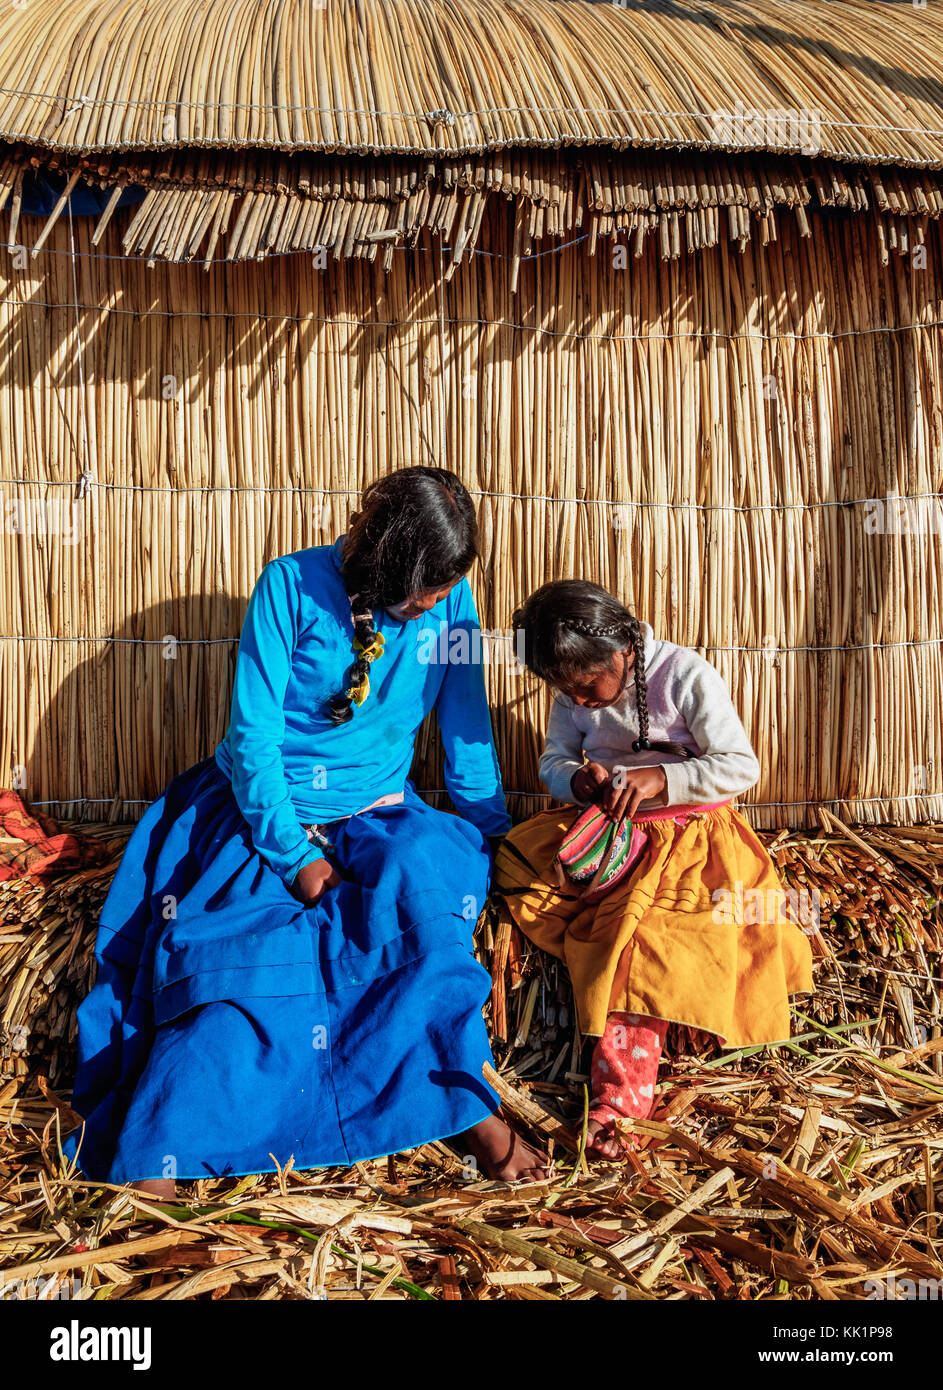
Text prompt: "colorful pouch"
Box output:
[[553, 805, 648, 902]]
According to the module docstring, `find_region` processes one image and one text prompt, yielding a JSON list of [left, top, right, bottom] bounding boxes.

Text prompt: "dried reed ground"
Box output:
[[1, 814, 941, 1301]]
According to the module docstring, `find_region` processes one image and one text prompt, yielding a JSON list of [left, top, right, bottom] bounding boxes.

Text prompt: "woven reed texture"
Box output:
[[1, 194, 941, 830], [0, 0, 942, 167]]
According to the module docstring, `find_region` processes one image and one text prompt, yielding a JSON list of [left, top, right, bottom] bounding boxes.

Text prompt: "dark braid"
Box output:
[[627, 616, 652, 753], [325, 596, 379, 726], [512, 580, 692, 760], [324, 466, 479, 725]]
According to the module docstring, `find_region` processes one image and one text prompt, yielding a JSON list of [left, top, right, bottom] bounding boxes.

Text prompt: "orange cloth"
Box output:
[[0, 789, 115, 882], [493, 801, 815, 1046]]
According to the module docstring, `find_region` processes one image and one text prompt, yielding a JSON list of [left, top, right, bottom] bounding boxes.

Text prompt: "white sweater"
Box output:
[[540, 621, 761, 809]]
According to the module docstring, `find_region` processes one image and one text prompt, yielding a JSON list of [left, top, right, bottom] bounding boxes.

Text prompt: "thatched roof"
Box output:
[[2, 0, 943, 164], [3, 0, 943, 264]]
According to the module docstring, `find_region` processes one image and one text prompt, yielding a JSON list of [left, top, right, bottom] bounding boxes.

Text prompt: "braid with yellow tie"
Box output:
[[326, 597, 386, 724]]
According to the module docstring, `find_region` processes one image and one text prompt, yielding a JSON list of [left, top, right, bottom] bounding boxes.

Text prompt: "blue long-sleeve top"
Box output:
[[214, 537, 511, 886]]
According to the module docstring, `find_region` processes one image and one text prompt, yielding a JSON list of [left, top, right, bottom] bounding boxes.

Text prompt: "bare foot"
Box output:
[[455, 1113, 554, 1182], [132, 1178, 177, 1199], [585, 1115, 639, 1162]]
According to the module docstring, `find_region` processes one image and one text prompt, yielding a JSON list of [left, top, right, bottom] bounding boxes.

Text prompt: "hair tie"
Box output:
[[632, 737, 651, 752], [345, 594, 385, 707], [325, 592, 386, 724], [346, 629, 385, 706]]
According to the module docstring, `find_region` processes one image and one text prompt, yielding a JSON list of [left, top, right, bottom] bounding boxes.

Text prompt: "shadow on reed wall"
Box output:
[[17, 596, 245, 822], [20, 593, 546, 829]]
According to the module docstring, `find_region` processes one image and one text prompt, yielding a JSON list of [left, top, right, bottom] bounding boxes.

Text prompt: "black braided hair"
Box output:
[[626, 614, 656, 753], [325, 598, 379, 725], [511, 579, 692, 759], [325, 466, 479, 725]]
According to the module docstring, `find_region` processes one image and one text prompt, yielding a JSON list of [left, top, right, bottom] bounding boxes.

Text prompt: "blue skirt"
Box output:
[[62, 757, 500, 1183]]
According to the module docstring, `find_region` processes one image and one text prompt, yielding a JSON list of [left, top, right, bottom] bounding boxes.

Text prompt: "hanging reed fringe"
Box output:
[[2, 146, 942, 266], [1, 814, 941, 1300]]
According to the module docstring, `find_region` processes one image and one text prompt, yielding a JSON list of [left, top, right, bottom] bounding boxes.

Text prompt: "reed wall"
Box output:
[[2, 199, 942, 829]]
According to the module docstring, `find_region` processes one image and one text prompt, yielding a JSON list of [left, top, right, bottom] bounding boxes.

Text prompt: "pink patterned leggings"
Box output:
[[589, 1011, 669, 1128]]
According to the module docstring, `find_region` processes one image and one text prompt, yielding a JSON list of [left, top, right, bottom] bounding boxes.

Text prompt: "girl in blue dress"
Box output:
[[63, 467, 551, 1194]]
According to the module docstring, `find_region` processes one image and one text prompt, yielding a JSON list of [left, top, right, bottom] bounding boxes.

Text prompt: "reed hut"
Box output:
[[2, 0, 943, 1302], [1, 0, 942, 835]]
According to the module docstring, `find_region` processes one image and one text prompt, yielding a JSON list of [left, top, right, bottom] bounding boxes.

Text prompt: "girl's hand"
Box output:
[[603, 765, 668, 819], [291, 858, 342, 906], [571, 761, 610, 805]]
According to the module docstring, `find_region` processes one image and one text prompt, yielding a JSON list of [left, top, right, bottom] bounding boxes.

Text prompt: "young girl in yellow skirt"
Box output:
[[493, 580, 815, 1160]]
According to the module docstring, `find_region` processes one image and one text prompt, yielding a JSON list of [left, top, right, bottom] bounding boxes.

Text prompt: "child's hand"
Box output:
[[291, 858, 342, 906], [571, 761, 610, 804], [604, 765, 668, 819]]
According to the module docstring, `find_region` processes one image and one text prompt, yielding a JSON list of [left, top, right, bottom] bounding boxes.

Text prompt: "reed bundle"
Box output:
[[0, 0, 942, 172], [1, 818, 941, 1300], [0, 827, 128, 1086]]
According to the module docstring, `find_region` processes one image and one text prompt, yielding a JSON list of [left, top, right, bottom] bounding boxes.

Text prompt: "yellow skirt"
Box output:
[[493, 801, 815, 1047]]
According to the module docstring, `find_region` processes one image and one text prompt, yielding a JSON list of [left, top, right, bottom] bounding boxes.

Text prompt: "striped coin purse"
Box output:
[[553, 805, 648, 902]]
